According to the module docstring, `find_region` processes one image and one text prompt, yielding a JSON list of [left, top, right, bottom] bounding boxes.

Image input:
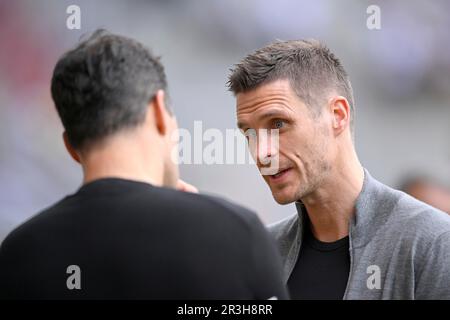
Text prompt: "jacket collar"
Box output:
[[295, 168, 391, 249]]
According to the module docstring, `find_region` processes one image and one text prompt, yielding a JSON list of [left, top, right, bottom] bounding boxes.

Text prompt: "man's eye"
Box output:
[[244, 129, 255, 139], [273, 120, 285, 129]]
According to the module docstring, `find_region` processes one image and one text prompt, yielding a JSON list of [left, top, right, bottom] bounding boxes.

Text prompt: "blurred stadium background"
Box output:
[[1, 0, 449, 242]]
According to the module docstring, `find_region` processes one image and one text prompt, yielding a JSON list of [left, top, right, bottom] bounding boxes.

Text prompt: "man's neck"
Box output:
[[80, 136, 165, 187], [301, 156, 364, 243]]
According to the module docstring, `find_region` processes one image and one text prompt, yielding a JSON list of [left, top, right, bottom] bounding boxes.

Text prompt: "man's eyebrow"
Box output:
[[257, 110, 288, 121], [237, 110, 290, 129], [237, 121, 246, 129]]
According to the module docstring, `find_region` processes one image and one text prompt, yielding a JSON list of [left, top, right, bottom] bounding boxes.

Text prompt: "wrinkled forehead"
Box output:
[[235, 79, 295, 110]]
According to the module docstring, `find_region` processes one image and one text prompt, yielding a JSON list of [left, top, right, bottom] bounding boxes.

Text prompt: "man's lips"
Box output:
[[268, 167, 292, 182]]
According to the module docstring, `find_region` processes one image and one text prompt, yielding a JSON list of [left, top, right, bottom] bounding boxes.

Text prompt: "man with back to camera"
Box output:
[[0, 30, 289, 300], [227, 39, 450, 299]]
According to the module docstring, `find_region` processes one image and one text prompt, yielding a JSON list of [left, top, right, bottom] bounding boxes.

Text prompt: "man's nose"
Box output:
[[257, 130, 279, 166]]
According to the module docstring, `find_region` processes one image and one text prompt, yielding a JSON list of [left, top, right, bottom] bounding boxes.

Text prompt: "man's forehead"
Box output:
[[236, 79, 294, 107], [235, 81, 302, 124]]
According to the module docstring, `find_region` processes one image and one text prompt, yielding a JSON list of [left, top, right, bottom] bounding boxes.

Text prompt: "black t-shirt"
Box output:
[[287, 220, 350, 300], [0, 178, 288, 300]]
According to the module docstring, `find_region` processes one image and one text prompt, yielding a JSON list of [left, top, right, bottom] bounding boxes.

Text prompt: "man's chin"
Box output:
[[272, 192, 297, 205]]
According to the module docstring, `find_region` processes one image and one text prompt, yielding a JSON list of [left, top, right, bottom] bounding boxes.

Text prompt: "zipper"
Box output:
[[286, 212, 304, 282], [343, 222, 354, 300]]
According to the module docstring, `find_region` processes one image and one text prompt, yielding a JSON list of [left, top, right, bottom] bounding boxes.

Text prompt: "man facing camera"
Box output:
[[228, 39, 450, 299], [0, 30, 288, 300]]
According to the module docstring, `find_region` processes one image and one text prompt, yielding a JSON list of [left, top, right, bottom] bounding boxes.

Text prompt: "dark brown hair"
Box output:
[[51, 29, 171, 149]]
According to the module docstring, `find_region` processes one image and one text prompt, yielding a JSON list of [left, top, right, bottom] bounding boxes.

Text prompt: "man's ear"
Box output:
[[152, 89, 170, 136], [329, 96, 351, 137], [63, 132, 81, 164]]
